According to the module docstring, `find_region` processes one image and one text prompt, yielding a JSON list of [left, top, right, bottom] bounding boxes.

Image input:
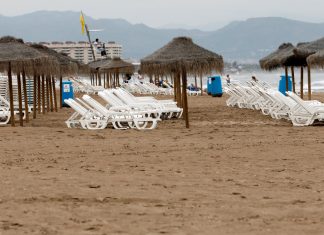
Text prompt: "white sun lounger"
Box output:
[[64, 98, 108, 130], [82, 95, 159, 130]]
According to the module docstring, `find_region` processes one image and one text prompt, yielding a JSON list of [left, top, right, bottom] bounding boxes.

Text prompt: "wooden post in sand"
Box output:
[[300, 67, 304, 99], [33, 74, 37, 119], [176, 72, 182, 108], [52, 77, 58, 112], [107, 72, 110, 88], [98, 72, 102, 86], [22, 70, 29, 123], [48, 76, 54, 112], [59, 76, 63, 108], [307, 65, 312, 100], [41, 75, 46, 114], [194, 75, 197, 90], [37, 75, 41, 114], [17, 72, 23, 126], [200, 74, 203, 96], [173, 73, 177, 102], [285, 66, 289, 92], [7, 62, 15, 127], [103, 72, 106, 88], [291, 67, 295, 93], [181, 67, 189, 128], [46, 76, 50, 112]]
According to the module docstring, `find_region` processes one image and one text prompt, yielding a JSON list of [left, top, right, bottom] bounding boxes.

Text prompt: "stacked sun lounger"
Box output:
[[64, 87, 183, 130], [0, 76, 32, 119], [225, 80, 324, 127], [71, 77, 104, 94], [122, 81, 174, 96]]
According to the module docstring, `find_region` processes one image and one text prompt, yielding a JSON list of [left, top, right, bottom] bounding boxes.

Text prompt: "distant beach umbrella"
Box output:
[[100, 58, 134, 73], [140, 37, 224, 128], [99, 58, 135, 88]]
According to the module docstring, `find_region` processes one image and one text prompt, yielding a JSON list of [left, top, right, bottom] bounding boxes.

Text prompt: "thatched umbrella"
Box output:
[[0, 36, 58, 126], [259, 42, 313, 98], [100, 58, 135, 88], [88, 58, 112, 86], [30, 44, 79, 110], [141, 37, 224, 128], [292, 38, 324, 99]]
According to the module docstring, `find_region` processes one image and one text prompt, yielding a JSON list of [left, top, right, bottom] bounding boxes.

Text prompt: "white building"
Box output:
[[41, 41, 123, 64]]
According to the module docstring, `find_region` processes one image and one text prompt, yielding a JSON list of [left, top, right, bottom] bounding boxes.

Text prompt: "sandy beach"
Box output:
[[1, 93, 324, 235]]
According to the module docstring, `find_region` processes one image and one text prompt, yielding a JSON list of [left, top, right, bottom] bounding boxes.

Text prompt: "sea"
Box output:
[[186, 71, 324, 93]]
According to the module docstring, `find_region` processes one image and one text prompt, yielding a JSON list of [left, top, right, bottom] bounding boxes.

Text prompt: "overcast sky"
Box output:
[[2, 0, 324, 30]]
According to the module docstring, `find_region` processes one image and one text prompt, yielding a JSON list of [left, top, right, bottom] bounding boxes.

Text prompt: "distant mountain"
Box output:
[[1, 11, 324, 62]]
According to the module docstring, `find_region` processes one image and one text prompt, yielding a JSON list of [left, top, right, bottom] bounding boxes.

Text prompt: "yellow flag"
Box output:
[[80, 12, 85, 35]]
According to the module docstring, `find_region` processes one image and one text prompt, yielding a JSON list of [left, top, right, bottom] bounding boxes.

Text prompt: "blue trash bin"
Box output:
[[62, 81, 74, 107], [208, 76, 223, 97], [278, 75, 292, 95]]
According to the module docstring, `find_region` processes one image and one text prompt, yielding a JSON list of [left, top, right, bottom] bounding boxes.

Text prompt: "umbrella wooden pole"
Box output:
[[118, 72, 120, 87], [200, 75, 203, 96], [37, 75, 41, 114], [22, 70, 29, 123], [285, 66, 289, 92], [52, 77, 58, 112], [41, 75, 46, 114], [307, 65, 312, 100], [98, 72, 102, 86], [46, 76, 50, 112], [103, 72, 106, 88], [182, 68, 189, 128], [176, 72, 182, 108], [48, 76, 54, 112], [117, 69, 120, 87], [291, 67, 295, 93], [300, 67, 304, 99], [17, 72, 23, 127], [33, 74, 37, 119], [107, 72, 110, 88], [7, 62, 15, 127], [194, 76, 197, 90], [59, 76, 63, 109], [173, 73, 177, 102]]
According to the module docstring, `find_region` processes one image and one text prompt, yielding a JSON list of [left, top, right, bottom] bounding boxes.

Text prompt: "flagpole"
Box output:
[[81, 11, 96, 62]]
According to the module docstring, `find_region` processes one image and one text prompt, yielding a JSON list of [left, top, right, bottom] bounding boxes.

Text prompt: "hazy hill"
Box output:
[[1, 11, 324, 62]]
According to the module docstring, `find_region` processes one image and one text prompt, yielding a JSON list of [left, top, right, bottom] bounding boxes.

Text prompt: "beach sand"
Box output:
[[1, 93, 324, 234]]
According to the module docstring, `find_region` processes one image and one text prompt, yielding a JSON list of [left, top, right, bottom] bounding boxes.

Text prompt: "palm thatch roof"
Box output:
[[0, 36, 58, 75], [30, 44, 78, 76], [88, 58, 112, 71], [100, 58, 135, 73], [306, 49, 324, 67], [140, 37, 224, 76], [259, 43, 309, 71], [294, 37, 324, 58]]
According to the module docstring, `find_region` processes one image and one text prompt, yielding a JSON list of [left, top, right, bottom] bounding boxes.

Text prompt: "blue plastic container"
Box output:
[[278, 75, 292, 95], [208, 76, 223, 97], [62, 81, 74, 107]]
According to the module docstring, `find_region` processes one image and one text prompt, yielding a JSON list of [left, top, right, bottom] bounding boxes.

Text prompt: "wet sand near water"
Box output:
[[1, 94, 324, 234]]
